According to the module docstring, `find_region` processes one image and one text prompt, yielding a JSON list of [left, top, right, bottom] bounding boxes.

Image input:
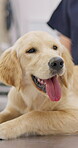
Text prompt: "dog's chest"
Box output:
[[20, 85, 45, 109]]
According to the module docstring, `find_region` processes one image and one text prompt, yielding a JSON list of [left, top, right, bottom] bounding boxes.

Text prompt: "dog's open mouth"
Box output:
[[32, 75, 61, 101]]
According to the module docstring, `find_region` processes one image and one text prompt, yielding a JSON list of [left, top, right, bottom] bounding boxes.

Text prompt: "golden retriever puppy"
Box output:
[[0, 31, 78, 139]]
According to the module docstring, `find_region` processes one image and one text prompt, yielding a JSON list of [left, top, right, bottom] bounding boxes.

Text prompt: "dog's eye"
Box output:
[[26, 48, 37, 53], [53, 45, 58, 50]]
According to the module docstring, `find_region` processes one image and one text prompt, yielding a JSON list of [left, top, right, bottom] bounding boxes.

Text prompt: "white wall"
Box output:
[[20, 0, 60, 22], [11, 0, 61, 42]]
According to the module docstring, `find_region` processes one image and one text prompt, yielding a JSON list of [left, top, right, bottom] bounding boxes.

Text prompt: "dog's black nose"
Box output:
[[48, 57, 64, 71]]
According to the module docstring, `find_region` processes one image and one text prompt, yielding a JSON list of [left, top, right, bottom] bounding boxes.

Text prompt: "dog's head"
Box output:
[[0, 31, 74, 101]]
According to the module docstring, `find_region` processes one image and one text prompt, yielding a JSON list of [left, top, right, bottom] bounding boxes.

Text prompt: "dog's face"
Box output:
[[0, 31, 74, 101], [17, 32, 64, 78]]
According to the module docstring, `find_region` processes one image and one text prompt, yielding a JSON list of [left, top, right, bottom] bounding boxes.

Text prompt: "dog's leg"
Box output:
[[0, 106, 21, 123], [0, 87, 27, 123], [0, 110, 78, 139]]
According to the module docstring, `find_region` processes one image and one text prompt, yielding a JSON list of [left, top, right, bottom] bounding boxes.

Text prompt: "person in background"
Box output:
[[47, 0, 78, 65]]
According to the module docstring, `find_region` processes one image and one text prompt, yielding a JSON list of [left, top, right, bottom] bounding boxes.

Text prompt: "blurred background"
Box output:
[[0, 0, 61, 52], [0, 0, 61, 110]]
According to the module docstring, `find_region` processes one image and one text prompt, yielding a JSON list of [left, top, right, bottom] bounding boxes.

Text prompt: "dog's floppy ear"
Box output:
[[0, 48, 22, 89], [60, 46, 74, 88]]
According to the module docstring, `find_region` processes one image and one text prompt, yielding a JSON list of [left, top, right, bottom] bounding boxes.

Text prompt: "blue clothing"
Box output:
[[47, 0, 78, 64]]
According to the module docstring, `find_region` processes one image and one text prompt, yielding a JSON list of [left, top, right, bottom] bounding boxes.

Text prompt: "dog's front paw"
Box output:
[[0, 123, 11, 140], [0, 125, 8, 140], [0, 122, 17, 140]]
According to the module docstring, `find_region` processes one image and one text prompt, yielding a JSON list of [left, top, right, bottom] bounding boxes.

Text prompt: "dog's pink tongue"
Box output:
[[45, 76, 61, 101]]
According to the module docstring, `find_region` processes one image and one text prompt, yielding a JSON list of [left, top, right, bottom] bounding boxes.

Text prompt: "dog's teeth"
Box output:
[[35, 76, 46, 85], [38, 78, 40, 82], [32, 75, 46, 93], [40, 80, 44, 84], [37, 78, 44, 84]]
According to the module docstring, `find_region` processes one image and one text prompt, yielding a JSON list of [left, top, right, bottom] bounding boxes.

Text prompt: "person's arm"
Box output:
[[59, 34, 71, 52]]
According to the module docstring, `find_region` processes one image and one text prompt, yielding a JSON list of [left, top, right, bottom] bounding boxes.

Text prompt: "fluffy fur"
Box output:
[[0, 31, 78, 139]]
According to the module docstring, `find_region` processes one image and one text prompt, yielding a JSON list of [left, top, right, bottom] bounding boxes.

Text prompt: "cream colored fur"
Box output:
[[0, 31, 78, 139]]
